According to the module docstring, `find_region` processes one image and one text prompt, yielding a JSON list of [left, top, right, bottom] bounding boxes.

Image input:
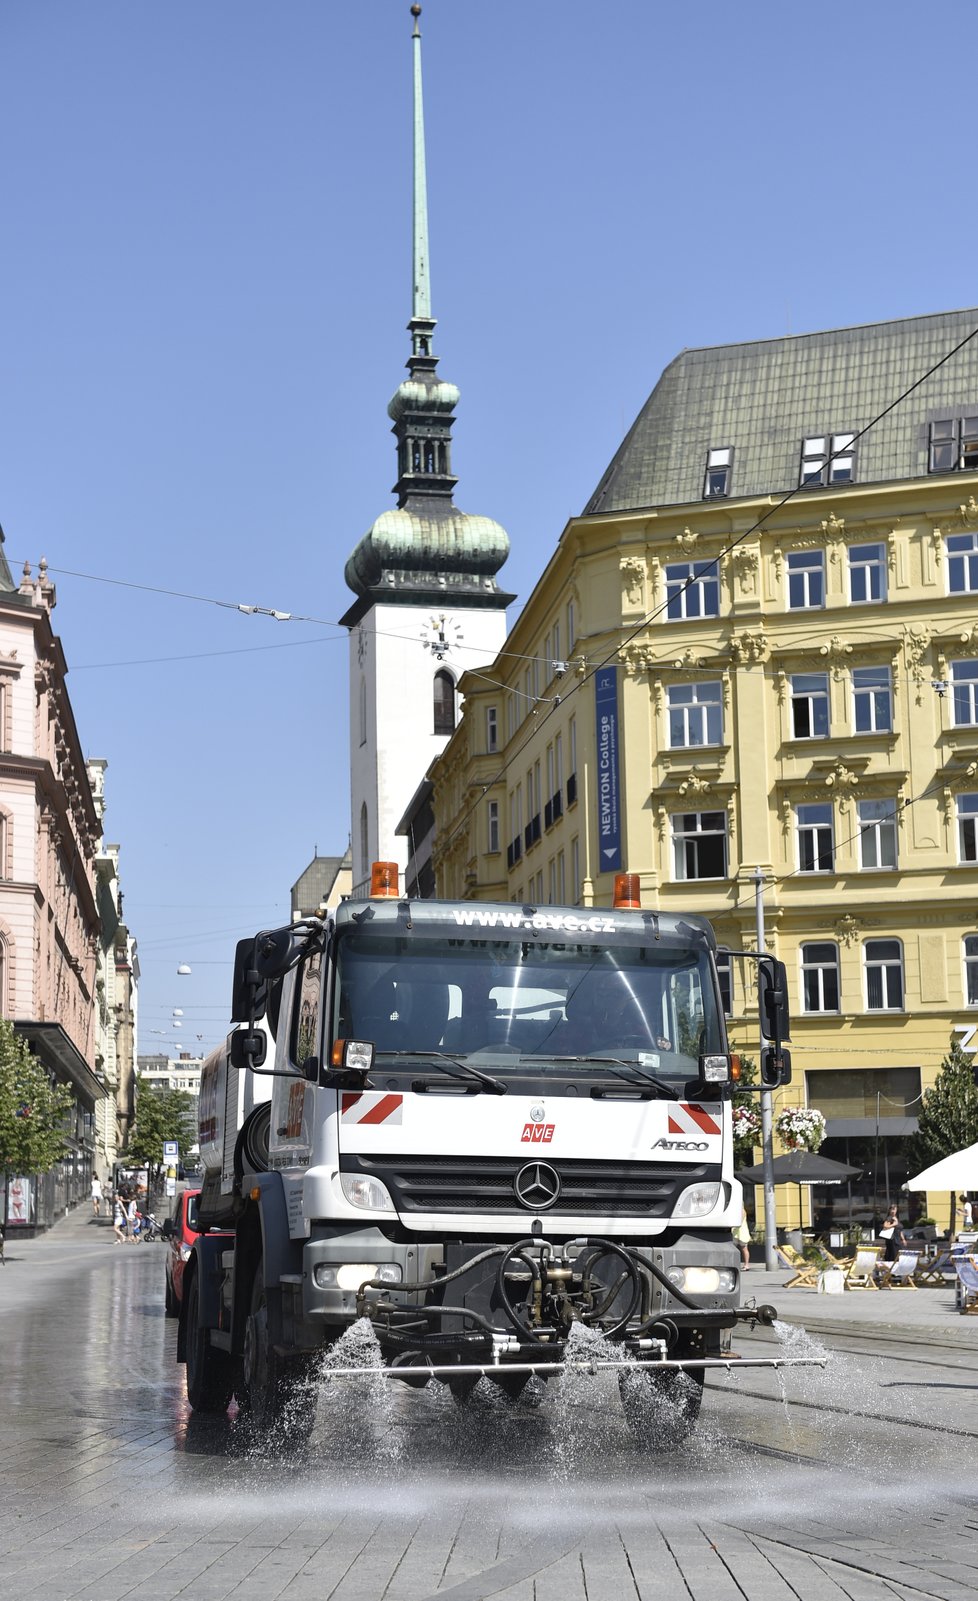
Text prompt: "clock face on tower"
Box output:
[[420, 613, 464, 661]]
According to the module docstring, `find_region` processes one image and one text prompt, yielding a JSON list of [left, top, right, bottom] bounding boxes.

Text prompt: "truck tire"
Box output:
[[239, 1261, 317, 1440], [185, 1271, 235, 1414], [618, 1363, 703, 1448]]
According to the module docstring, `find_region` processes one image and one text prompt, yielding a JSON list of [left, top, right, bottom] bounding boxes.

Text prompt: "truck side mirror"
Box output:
[[760, 1045, 792, 1088], [758, 957, 791, 1046], [229, 1028, 268, 1072], [231, 937, 268, 1024]]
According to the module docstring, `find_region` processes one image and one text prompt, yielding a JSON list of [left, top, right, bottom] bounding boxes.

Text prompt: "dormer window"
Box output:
[[800, 433, 856, 486], [703, 446, 733, 498], [929, 416, 978, 472]]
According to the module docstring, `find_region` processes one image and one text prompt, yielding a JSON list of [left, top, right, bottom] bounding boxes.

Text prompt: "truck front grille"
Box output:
[[339, 1154, 713, 1218]]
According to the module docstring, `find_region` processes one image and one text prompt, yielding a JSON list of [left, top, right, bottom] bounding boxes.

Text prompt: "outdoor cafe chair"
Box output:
[[954, 1254, 978, 1314], [876, 1249, 919, 1289], [844, 1243, 882, 1290], [776, 1244, 821, 1288], [914, 1246, 957, 1286]]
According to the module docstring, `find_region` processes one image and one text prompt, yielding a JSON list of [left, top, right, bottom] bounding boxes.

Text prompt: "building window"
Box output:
[[703, 446, 733, 498], [865, 940, 904, 1011], [948, 531, 978, 594], [433, 669, 455, 735], [965, 935, 978, 1005], [929, 417, 978, 473], [852, 666, 893, 733], [547, 858, 556, 905], [800, 432, 856, 486], [786, 549, 825, 609], [487, 801, 499, 855], [665, 561, 720, 621], [849, 542, 887, 604], [486, 706, 498, 753], [801, 942, 840, 1013], [958, 794, 978, 862], [715, 950, 732, 1017], [567, 717, 577, 806], [667, 681, 723, 748], [790, 672, 830, 738], [566, 599, 576, 652], [556, 850, 565, 904], [672, 811, 727, 881], [951, 660, 978, 727], [858, 798, 897, 869], [570, 836, 580, 904], [797, 803, 834, 873]]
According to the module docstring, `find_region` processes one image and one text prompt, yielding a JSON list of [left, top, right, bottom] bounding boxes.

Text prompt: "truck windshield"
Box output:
[[335, 933, 724, 1085]]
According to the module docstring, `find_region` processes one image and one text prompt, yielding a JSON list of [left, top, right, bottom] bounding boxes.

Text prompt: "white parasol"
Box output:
[[905, 1139, 978, 1191]]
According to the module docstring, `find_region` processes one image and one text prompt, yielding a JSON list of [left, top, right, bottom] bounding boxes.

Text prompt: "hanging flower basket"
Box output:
[[775, 1106, 826, 1153], [732, 1105, 761, 1151]]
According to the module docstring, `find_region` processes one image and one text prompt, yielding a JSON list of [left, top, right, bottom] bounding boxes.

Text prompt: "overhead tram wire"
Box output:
[[436, 315, 978, 864]]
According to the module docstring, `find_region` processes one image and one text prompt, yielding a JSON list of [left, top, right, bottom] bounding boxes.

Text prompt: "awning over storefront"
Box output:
[[14, 1020, 105, 1109], [824, 1117, 918, 1138]]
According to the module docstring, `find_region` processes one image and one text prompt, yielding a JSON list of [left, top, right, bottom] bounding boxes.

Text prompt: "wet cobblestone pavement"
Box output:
[[3, 1208, 978, 1599]]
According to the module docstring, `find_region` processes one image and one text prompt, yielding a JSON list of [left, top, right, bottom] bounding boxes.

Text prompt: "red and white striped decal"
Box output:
[[668, 1102, 721, 1138], [341, 1091, 404, 1126]]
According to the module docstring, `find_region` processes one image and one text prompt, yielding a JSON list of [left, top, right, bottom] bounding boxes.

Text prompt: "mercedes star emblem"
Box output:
[[514, 1161, 561, 1210]]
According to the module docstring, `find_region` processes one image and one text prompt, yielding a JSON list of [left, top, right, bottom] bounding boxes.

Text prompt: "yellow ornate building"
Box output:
[[429, 309, 978, 1234]]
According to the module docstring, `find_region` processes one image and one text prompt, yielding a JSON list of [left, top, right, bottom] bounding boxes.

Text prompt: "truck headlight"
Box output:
[[339, 1174, 396, 1213], [666, 1266, 737, 1295], [313, 1263, 402, 1291], [673, 1181, 721, 1218]]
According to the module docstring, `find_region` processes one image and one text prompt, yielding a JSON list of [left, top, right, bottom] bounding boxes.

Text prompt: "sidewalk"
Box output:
[[0, 1200, 143, 1322], [740, 1261, 977, 1348]]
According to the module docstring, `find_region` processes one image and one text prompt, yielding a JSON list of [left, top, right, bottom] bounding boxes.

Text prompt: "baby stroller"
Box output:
[[134, 1211, 161, 1242]]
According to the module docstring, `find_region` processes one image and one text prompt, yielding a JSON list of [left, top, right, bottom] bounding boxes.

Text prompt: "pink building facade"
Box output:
[[0, 547, 104, 1230]]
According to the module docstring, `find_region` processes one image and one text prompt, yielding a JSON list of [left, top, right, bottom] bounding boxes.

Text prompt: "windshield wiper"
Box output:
[[537, 1056, 679, 1098], [378, 1050, 507, 1095]]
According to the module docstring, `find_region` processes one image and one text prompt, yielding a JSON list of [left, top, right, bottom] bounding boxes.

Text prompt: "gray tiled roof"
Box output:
[[584, 308, 978, 515], [290, 850, 350, 918]]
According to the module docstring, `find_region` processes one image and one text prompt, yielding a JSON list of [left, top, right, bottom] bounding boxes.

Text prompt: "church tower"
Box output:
[[341, 5, 513, 893]]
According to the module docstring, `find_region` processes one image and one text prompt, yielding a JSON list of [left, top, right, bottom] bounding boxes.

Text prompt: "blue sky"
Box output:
[[2, 0, 974, 1054]]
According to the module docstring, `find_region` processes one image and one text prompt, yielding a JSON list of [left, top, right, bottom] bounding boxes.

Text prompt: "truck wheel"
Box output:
[[239, 1262, 317, 1439], [618, 1363, 703, 1448], [185, 1271, 234, 1414]]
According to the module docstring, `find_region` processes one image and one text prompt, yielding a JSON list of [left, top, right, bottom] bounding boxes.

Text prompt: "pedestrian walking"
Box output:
[[90, 1173, 103, 1217], [733, 1208, 751, 1270], [876, 1205, 906, 1281], [961, 1195, 974, 1230], [111, 1196, 127, 1244], [124, 1196, 138, 1243]]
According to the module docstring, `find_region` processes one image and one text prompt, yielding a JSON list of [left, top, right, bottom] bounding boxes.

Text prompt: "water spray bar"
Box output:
[[320, 1356, 827, 1381]]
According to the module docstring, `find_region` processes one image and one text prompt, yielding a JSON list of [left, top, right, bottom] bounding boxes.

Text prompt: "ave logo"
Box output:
[[521, 1123, 555, 1144]]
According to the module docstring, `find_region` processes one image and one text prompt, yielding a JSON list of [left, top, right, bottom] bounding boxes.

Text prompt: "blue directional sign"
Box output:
[[594, 666, 622, 872]]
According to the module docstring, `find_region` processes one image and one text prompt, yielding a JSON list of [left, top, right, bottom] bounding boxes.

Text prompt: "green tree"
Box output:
[[127, 1077, 195, 1172], [905, 1033, 978, 1211], [0, 1017, 74, 1176]]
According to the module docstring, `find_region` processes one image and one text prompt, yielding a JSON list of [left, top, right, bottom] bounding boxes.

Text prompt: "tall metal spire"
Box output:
[[341, 3, 512, 617], [411, 4, 431, 324]]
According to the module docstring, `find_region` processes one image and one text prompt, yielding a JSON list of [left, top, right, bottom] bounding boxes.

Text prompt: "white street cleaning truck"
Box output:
[[178, 865, 796, 1443]]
